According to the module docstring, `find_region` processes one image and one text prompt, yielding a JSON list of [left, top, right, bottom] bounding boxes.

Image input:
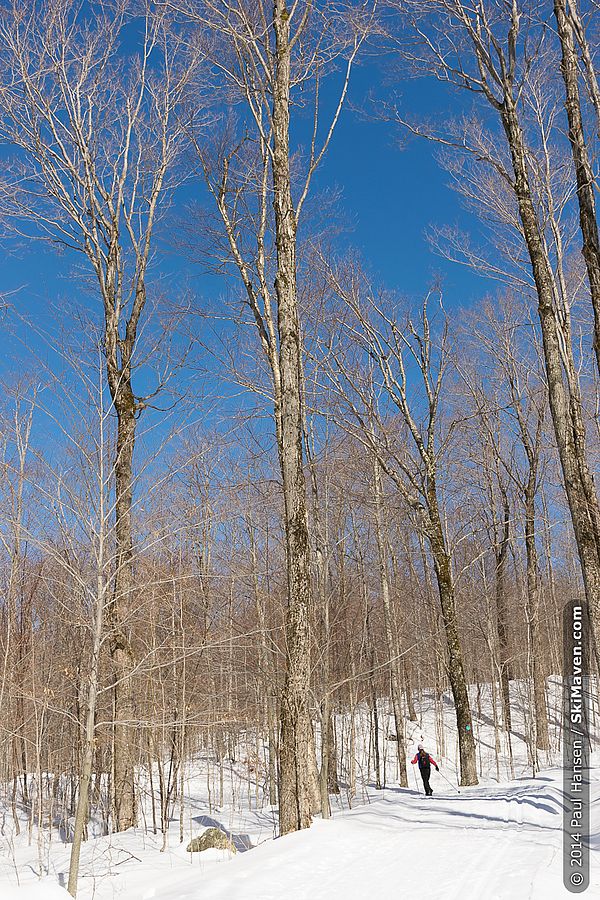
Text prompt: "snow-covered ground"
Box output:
[[1, 679, 598, 899]]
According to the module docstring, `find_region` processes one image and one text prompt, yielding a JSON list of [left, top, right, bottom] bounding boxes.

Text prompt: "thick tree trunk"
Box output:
[[272, 1, 314, 835], [567, 1, 600, 138], [554, 0, 600, 376], [426, 485, 478, 786], [107, 380, 137, 832], [500, 95, 600, 662]]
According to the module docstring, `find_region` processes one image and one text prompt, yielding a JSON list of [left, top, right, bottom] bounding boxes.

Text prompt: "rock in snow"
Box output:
[[186, 828, 236, 854]]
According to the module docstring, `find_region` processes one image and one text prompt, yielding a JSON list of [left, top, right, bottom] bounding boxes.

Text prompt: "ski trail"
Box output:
[[356, 782, 565, 900], [182, 777, 577, 900], [2, 759, 597, 899]]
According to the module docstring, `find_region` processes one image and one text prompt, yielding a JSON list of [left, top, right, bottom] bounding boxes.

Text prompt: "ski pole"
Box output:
[[412, 764, 421, 794], [438, 768, 460, 794]]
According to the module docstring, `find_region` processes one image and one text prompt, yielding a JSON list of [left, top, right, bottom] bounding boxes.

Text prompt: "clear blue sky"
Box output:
[[308, 60, 489, 305], [0, 50, 491, 428], [0, 55, 488, 309]]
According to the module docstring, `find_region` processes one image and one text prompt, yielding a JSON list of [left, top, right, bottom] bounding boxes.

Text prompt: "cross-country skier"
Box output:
[[410, 744, 439, 796]]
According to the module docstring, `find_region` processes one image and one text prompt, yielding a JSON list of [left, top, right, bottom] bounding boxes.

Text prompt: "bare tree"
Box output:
[[480, 408, 514, 734], [65, 355, 112, 897], [553, 0, 600, 377], [393, 0, 600, 659], [181, 0, 376, 833], [0, 0, 199, 830], [372, 454, 408, 786], [322, 276, 479, 786], [465, 297, 551, 751], [0, 383, 36, 832]]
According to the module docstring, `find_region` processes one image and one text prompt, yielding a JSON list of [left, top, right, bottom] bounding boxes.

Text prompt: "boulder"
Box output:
[[186, 827, 236, 854]]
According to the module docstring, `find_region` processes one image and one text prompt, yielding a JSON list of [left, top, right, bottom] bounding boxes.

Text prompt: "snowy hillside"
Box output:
[[1, 679, 598, 900]]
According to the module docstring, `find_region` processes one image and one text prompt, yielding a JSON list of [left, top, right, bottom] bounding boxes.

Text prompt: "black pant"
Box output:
[[420, 767, 432, 795]]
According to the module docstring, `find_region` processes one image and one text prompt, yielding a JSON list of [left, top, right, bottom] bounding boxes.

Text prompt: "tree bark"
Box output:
[[426, 484, 478, 786], [403, 660, 417, 722], [67, 577, 104, 895], [554, 0, 600, 376], [524, 474, 550, 751], [272, 0, 314, 835], [249, 519, 279, 807], [373, 459, 408, 787], [68, 396, 109, 896], [500, 94, 600, 663], [495, 486, 512, 732], [105, 308, 139, 832]]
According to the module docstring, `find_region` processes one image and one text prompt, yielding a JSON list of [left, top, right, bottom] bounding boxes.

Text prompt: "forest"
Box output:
[[0, 1, 598, 897]]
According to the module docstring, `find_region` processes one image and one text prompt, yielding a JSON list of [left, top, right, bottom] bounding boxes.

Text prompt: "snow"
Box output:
[[1, 680, 598, 899], [2, 886, 72, 900], [139, 771, 590, 900]]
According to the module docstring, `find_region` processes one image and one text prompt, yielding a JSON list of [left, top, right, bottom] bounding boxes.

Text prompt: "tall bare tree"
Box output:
[[0, 0, 199, 830], [182, 0, 375, 833], [553, 0, 600, 376], [322, 277, 479, 786], [372, 454, 408, 786], [393, 0, 600, 658], [465, 297, 551, 751]]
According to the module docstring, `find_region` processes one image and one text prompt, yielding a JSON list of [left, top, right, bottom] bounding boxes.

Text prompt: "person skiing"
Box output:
[[410, 743, 439, 796]]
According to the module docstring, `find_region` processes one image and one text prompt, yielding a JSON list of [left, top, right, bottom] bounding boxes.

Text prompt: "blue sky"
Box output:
[[303, 58, 490, 305], [0, 48, 492, 452], [1, 55, 489, 314]]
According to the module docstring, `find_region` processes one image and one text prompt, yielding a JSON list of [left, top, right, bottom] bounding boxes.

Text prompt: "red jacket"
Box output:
[[411, 751, 438, 769]]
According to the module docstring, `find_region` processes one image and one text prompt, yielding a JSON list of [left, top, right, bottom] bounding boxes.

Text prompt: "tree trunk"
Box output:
[[524, 476, 550, 751], [554, 0, 600, 376], [500, 95, 600, 662], [326, 706, 339, 794], [319, 698, 332, 819], [249, 522, 279, 807], [68, 407, 109, 895], [317, 562, 335, 815], [67, 575, 104, 896], [273, 0, 314, 835], [267, 694, 279, 807], [373, 459, 408, 787], [426, 485, 478, 786], [107, 380, 137, 832], [371, 682, 382, 790], [403, 660, 417, 722], [495, 487, 512, 732]]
